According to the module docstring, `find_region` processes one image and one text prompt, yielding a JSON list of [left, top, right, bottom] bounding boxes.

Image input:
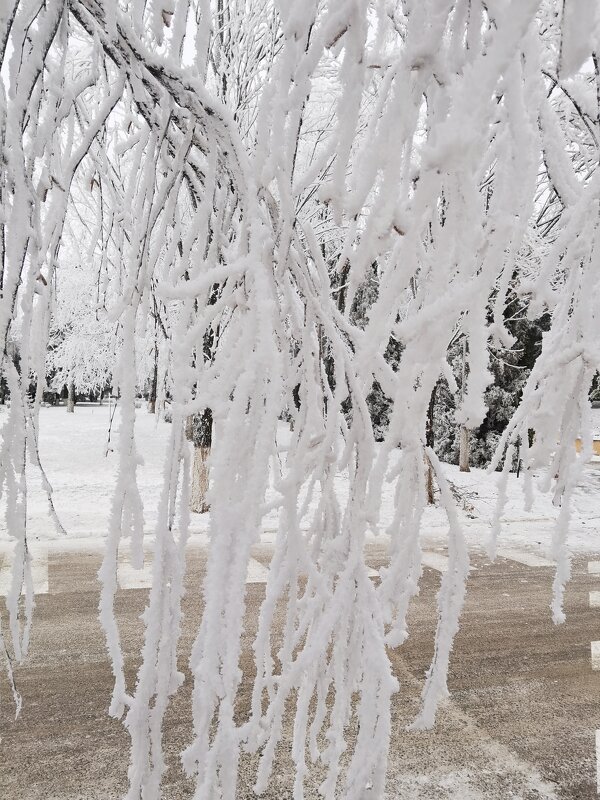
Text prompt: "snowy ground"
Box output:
[[1, 403, 600, 558]]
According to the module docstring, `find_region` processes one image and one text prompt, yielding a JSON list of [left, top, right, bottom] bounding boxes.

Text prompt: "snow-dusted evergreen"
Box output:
[[1, 1, 600, 797]]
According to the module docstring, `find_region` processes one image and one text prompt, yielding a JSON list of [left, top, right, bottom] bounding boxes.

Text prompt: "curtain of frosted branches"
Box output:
[[1, 0, 600, 797]]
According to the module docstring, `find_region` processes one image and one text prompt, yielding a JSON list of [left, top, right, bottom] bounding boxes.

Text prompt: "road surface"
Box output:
[[1, 541, 600, 799]]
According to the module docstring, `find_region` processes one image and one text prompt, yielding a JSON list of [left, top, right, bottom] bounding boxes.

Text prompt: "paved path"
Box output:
[[1, 543, 599, 798]]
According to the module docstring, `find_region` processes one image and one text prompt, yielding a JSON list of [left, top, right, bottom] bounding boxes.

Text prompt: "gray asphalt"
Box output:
[[1, 544, 600, 799]]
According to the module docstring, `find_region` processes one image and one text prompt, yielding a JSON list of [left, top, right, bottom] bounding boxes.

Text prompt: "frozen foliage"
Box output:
[[46, 263, 118, 397], [433, 305, 550, 470], [1, 1, 600, 797]]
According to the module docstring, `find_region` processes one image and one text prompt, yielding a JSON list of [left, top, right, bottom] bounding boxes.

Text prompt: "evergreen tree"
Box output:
[[343, 262, 403, 441], [433, 306, 551, 470]]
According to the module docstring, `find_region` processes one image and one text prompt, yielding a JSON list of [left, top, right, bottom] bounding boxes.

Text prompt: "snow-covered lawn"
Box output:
[[0, 403, 173, 544], [1, 404, 600, 557], [429, 460, 600, 556]]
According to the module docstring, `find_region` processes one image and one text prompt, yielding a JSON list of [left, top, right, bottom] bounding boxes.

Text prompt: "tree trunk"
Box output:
[[425, 456, 435, 505], [190, 408, 213, 513], [191, 446, 211, 514], [425, 385, 436, 504], [148, 342, 158, 413], [459, 425, 470, 472], [185, 415, 194, 441], [458, 338, 470, 472], [67, 381, 75, 413]]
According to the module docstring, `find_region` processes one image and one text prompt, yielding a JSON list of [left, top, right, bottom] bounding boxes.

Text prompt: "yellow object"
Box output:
[[575, 438, 600, 456]]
